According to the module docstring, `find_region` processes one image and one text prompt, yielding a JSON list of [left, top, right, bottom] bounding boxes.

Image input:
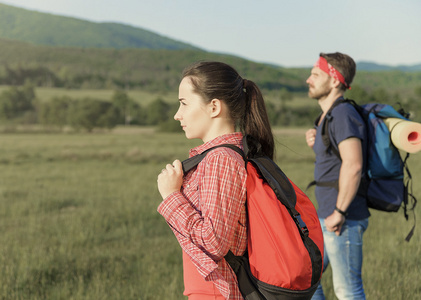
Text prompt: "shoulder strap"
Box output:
[[402, 153, 418, 242], [249, 156, 297, 210], [182, 144, 245, 174], [321, 98, 359, 159]]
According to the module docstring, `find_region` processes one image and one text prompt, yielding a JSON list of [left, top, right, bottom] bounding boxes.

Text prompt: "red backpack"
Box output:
[[182, 136, 324, 300]]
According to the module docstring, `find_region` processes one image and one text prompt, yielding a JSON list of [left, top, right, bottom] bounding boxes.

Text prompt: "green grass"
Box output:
[[0, 129, 419, 299]]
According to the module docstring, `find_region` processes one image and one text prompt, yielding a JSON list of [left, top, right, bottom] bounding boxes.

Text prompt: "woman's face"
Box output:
[[174, 77, 213, 142]]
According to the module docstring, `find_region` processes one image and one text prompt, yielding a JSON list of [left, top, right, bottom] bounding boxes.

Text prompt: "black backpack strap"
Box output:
[[223, 250, 262, 300], [320, 98, 353, 159], [321, 112, 340, 158], [305, 180, 317, 192], [249, 156, 297, 211], [182, 144, 245, 174], [306, 180, 339, 191], [403, 153, 417, 242]]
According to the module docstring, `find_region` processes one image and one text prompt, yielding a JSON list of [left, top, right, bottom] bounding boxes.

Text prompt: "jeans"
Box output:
[[312, 218, 369, 300]]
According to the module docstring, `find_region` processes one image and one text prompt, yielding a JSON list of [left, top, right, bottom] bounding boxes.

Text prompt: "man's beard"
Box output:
[[308, 84, 331, 100]]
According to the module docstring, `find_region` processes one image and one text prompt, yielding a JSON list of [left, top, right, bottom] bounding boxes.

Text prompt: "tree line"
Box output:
[[0, 84, 179, 132], [1, 83, 420, 132]]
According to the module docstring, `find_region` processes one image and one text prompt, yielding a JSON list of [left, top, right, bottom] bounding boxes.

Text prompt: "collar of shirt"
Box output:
[[189, 132, 243, 158]]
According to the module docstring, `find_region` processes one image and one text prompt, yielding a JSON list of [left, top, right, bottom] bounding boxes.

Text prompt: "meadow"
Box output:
[[0, 128, 419, 299]]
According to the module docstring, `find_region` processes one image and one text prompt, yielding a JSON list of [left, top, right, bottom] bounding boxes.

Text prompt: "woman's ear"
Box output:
[[209, 98, 222, 118]]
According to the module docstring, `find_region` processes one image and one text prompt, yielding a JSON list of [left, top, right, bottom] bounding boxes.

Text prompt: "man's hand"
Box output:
[[325, 210, 346, 236], [305, 128, 317, 148]]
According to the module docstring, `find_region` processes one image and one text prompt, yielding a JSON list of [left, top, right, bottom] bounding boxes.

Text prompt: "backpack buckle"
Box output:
[[294, 214, 309, 236]]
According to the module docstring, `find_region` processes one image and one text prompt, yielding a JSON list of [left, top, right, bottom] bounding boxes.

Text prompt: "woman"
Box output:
[[157, 61, 274, 300]]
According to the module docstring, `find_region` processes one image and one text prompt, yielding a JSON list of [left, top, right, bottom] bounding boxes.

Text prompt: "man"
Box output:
[[305, 52, 370, 300]]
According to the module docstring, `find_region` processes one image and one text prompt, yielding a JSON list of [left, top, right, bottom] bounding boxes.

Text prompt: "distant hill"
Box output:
[[357, 61, 421, 72], [0, 38, 307, 92], [0, 3, 201, 50], [1, 2, 420, 73]]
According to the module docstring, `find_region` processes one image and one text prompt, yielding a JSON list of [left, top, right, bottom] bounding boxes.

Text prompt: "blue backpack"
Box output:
[[317, 99, 417, 241]]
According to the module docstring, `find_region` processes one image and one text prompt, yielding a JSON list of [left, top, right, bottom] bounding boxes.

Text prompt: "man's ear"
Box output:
[[331, 77, 341, 89], [209, 98, 222, 118]]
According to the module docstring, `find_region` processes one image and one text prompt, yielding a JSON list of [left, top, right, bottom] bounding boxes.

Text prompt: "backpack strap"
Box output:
[[402, 153, 418, 242], [182, 144, 245, 174], [320, 98, 359, 159], [306, 180, 339, 191], [181, 134, 263, 174]]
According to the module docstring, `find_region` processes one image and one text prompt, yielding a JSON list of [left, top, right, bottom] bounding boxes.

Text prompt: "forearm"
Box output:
[[336, 160, 362, 212]]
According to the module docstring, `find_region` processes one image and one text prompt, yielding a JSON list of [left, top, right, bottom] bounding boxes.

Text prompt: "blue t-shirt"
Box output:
[[313, 99, 370, 220]]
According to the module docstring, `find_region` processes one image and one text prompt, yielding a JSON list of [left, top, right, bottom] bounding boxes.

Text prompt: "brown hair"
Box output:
[[320, 52, 356, 91], [182, 61, 274, 159]]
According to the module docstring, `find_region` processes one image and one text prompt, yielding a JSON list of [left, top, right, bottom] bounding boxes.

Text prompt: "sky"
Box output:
[[2, 0, 421, 68]]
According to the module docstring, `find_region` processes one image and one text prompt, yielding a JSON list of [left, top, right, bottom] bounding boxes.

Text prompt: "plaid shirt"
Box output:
[[158, 133, 247, 299]]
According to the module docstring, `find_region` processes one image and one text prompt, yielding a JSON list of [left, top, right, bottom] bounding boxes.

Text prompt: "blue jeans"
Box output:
[[312, 218, 369, 300]]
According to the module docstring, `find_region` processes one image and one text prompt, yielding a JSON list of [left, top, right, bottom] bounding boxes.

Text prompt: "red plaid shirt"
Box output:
[[158, 133, 247, 299]]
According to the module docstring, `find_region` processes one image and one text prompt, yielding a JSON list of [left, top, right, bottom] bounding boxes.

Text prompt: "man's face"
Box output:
[[306, 67, 333, 100]]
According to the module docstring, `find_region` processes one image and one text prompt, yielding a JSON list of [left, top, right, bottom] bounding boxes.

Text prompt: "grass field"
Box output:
[[0, 128, 419, 299]]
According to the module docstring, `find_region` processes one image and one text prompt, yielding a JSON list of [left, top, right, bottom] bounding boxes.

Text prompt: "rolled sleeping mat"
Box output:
[[384, 118, 421, 153]]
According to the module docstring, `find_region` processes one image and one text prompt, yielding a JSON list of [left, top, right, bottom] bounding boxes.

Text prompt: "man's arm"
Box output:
[[325, 137, 363, 235]]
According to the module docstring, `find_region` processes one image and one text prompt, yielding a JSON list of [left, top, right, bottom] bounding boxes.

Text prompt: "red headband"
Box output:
[[314, 57, 350, 89]]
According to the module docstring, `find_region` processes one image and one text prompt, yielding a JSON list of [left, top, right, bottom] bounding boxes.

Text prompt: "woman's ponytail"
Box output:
[[242, 79, 274, 159]]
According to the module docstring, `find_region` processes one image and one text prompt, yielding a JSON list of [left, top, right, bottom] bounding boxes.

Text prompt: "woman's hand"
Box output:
[[157, 160, 184, 199]]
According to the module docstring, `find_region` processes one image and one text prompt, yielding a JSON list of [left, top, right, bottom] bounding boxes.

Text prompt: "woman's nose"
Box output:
[[174, 108, 181, 121]]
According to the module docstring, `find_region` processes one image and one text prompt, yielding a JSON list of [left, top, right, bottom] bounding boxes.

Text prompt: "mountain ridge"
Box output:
[[0, 2, 420, 73], [0, 37, 309, 92], [0, 3, 421, 72], [0, 2, 202, 50], [357, 61, 421, 72]]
